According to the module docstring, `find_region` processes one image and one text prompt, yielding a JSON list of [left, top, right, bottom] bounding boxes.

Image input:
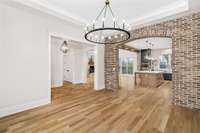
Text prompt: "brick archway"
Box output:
[[105, 12, 200, 109]]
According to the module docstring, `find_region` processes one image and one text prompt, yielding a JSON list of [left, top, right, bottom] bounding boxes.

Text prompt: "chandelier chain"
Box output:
[[104, 5, 108, 19], [95, 5, 106, 21]]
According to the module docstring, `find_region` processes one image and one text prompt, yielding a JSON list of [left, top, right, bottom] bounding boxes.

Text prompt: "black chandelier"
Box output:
[[84, 0, 131, 44]]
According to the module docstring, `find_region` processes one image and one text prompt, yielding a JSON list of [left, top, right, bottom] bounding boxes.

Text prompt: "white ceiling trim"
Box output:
[[12, 0, 87, 26], [130, 0, 189, 28], [12, 0, 190, 28]]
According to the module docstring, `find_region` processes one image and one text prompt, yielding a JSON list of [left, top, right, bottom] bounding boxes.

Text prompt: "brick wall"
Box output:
[[104, 12, 200, 109], [105, 44, 119, 90]]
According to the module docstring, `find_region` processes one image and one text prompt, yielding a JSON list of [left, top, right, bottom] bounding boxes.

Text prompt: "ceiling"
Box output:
[[39, 0, 182, 21], [13, 0, 191, 26], [126, 37, 172, 50]]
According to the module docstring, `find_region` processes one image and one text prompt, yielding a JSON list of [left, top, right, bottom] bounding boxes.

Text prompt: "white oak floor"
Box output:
[[0, 81, 199, 133]]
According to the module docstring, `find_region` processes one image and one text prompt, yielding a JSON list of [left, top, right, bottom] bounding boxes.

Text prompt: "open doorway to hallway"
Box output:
[[50, 35, 95, 99]]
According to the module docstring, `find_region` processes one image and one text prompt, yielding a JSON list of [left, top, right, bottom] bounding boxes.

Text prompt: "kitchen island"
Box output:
[[135, 71, 164, 88]]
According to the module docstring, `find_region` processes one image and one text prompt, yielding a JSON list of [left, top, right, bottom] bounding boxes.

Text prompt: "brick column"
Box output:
[[104, 44, 119, 90], [172, 13, 200, 109]]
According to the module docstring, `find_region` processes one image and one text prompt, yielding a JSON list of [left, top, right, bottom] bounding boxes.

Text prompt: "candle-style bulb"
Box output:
[[102, 18, 105, 28], [122, 19, 125, 29], [113, 18, 116, 28], [92, 20, 95, 29]]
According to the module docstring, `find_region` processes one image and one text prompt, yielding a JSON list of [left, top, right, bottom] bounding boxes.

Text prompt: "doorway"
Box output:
[[50, 35, 95, 100]]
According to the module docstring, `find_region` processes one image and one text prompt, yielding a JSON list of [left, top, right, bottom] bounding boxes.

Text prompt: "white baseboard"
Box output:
[[0, 98, 50, 118], [51, 82, 63, 88], [72, 81, 83, 84], [94, 85, 105, 91]]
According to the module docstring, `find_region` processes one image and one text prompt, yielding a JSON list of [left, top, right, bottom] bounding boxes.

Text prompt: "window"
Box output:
[[119, 58, 134, 74], [160, 54, 171, 69]]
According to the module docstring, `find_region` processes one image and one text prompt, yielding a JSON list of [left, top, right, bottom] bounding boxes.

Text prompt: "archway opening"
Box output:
[[118, 37, 172, 90]]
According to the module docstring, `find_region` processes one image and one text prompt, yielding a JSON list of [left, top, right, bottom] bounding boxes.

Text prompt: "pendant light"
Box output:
[[60, 40, 69, 54]]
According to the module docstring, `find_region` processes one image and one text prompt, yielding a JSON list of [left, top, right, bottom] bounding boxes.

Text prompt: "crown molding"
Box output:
[[10, 0, 191, 29], [129, 0, 189, 29], [11, 0, 87, 26]]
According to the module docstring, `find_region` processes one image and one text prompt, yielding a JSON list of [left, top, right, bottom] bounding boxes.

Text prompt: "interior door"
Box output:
[[63, 55, 72, 82]]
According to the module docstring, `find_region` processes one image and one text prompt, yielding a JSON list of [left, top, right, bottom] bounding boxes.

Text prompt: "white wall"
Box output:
[[94, 45, 105, 90], [119, 49, 138, 74], [62, 44, 92, 84], [81, 49, 90, 84], [51, 37, 64, 87], [0, 1, 85, 117]]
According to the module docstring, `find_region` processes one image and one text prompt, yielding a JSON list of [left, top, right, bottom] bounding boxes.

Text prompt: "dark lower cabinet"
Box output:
[[163, 73, 172, 80], [89, 66, 94, 73]]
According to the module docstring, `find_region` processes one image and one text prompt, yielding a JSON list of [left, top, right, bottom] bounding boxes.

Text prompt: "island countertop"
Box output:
[[135, 71, 163, 74], [135, 71, 164, 88]]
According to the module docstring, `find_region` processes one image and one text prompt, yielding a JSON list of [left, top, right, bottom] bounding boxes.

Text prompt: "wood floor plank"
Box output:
[[0, 81, 199, 133]]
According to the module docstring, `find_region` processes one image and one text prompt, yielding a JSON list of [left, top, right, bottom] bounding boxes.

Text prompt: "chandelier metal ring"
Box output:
[[85, 27, 131, 44]]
